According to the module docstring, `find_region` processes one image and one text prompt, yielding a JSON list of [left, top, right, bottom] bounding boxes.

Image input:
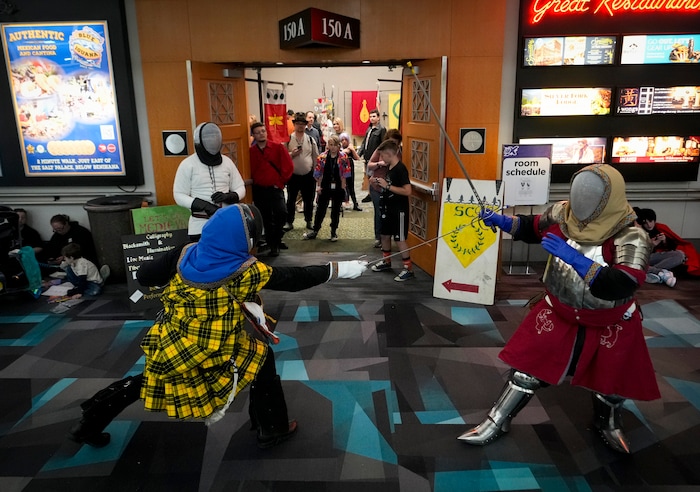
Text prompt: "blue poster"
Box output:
[[1, 22, 125, 176], [621, 34, 700, 65]]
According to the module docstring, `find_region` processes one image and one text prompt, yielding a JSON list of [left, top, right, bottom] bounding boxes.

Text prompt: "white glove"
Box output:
[[243, 301, 266, 327], [242, 301, 279, 344], [335, 260, 368, 279]]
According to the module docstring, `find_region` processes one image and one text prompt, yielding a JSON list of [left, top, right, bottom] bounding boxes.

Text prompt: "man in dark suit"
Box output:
[[358, 109, 386, 203]]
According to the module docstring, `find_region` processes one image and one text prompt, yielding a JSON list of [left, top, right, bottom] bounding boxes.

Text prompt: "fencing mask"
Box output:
[[569, 170, 605, 222], [194, 122, 223, 166]]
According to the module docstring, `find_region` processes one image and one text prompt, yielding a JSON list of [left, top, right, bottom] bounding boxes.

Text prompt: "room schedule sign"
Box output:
[[1, 21, 125, 177]]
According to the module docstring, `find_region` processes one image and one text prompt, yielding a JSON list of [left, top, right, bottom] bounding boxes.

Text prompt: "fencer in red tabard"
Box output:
[[459, 164, 659, 454]]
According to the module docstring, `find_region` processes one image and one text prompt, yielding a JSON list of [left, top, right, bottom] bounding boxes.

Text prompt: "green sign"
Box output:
[[131, 205, 189, 234]]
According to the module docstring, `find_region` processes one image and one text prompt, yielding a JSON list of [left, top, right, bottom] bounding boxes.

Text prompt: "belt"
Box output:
[[544, 295, 636, 320]]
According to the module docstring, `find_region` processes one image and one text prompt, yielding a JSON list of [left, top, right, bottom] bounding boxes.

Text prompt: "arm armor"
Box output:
[[613, 226, 652, 272]]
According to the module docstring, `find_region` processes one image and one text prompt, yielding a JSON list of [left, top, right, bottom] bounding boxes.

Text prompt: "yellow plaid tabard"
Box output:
[[140, 260, 272, 419]]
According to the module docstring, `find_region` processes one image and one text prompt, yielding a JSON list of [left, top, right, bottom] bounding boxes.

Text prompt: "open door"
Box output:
[[400, 57, 447, 276], [188, 61, 251, 184]]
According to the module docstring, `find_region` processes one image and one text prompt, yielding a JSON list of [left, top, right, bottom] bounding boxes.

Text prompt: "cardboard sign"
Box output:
[[131, 205, 190, 235]]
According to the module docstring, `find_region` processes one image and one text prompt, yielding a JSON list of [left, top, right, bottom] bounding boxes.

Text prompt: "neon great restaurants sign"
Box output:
[[529, 0, 700, 23]]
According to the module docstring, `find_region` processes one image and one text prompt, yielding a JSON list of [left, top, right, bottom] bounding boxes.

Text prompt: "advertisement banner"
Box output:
[[433, 179, 503, 306], [621, 34, 700, 65], [521, 88, 611, 116], [519, 137, 606, 164], [1, 21, 125, 177], [617, 86, 700, 115], [611, 136, 700, 163], [351, 90, 377, 136], [523, 36, 616, 66]]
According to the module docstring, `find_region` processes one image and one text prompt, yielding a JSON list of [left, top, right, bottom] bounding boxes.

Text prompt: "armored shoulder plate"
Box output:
[[538, 202, 565, 233], [613, 226, 652, 271]]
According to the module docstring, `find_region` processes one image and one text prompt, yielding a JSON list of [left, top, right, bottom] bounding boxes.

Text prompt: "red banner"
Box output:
[[264, 84, 289, 144], [351, 91, 378, 136]]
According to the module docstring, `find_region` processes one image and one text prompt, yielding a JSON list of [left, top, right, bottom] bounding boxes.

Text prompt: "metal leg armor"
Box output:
[[458, 370, 540, 445], [592, 393, 631, 454]]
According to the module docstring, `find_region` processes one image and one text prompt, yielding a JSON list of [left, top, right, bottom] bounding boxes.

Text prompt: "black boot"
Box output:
[[68, 374, 143, 447], [592, 393, 631, 453], [249, 375, 297, 448]]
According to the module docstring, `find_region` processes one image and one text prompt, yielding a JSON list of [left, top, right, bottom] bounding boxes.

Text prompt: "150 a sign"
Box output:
[[279, 8, 360, 49]]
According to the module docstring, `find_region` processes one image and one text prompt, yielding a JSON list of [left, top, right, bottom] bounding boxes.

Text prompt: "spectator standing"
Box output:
[[284, 112, 319, 232], [367, 129, 403, 247], [250, 122, 294, 257], [303, 135, 352, 242], [358, 109, 386, 203], [305, 111, 323, 151], [173, 122, 246, 241], [369, 139, 414, 282], [339, 132, 362, 211]]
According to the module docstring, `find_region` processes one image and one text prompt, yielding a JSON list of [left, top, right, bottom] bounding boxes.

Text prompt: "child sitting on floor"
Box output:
[[60, 243, 110, 297]]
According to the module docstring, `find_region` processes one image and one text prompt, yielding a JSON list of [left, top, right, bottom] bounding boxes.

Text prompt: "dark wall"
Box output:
[[515, 2, 700, 183]]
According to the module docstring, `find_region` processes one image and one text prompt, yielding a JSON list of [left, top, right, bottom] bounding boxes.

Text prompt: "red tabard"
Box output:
[[499, 292, 660, 401]]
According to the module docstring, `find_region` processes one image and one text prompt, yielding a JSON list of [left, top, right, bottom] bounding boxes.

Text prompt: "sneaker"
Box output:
[[394, 269, 415, 282], [282, 222, 294, 232], [352, 206, 363, 211], [373, 240, 381, 248], [645, 272, 661, 284], [330, 231, 338, 242], [361, 195, 372, 203], [657, 269, 676, 288], [99, 265, 111, 283], [303, 231, 317, 240], [371, 261, 392, 272]]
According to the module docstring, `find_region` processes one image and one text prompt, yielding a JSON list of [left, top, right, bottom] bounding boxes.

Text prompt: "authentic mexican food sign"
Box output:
[[1, 21, 125, 177]]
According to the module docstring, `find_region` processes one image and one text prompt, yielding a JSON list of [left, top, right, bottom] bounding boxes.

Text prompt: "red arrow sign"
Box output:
[[442, 279, 479, 293]]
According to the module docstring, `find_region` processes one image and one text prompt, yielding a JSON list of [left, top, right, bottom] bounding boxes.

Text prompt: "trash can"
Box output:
[[84, 196, 144, 282]]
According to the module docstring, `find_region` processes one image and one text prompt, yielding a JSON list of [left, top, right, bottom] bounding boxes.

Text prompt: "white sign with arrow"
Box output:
[[433, 178, 503, 305]]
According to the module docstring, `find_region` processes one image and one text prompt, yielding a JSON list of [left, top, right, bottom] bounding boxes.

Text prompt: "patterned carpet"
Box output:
[[1, 251, 699, 490]]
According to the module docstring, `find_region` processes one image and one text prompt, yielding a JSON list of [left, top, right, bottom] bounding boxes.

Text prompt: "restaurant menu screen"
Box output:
[[611, 136, 700, 163], [617, 86, 700, 115], [524, 36, 616, 66], [520, 137, 607, 164], [521, 88, 612, 116], [621, 34, 700, 65], [1, 21, 125, 177]]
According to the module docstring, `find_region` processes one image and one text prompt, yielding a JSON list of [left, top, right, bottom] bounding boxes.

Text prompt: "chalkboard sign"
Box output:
[[122, 230, 189, 311]]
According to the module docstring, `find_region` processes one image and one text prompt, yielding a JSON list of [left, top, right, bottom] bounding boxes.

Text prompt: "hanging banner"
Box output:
[[1, 21, 125, 177], [263, 82, 288, 144], [351, 90, 377, 136], [501, 143, 552, 206], [388, 93, 401, 130], [433, 179, 504, 306]]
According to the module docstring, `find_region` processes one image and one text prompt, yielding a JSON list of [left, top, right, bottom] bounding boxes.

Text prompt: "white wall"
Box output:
[[245, 65, 402, 145]]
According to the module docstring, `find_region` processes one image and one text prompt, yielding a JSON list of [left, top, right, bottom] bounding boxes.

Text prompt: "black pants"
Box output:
[[253, 185, 286, 249], [286, 171, 315, 224], [313, 186, 345, 233], [345, 163, 358, 207]]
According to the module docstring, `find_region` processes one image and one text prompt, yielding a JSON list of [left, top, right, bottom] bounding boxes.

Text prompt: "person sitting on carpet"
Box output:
[[634, 207, 700, 287]]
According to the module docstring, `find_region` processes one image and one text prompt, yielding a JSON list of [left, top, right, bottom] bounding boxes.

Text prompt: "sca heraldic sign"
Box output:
[[501, 144, 552, 206], [279, 8, 360, 49]]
